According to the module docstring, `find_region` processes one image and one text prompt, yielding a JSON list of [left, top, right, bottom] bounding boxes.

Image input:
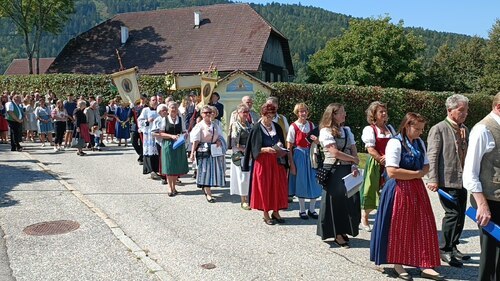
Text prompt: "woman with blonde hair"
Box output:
[[317, 103, 360, 248], [287, 103, 322, 219], [370, 112, 442, 280], [23, 96, 37, 142], [229, 103, 252, 210], [359, 101, 396, 231], [190, 105, 226, 203]]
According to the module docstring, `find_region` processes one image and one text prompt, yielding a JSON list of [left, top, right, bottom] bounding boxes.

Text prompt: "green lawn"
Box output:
[[358, 152, 369, 168]]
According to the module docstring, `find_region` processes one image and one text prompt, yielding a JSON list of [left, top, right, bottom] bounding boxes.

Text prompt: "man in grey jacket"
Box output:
[[84, 101, 101, 149], [427, 94, 471, 267]]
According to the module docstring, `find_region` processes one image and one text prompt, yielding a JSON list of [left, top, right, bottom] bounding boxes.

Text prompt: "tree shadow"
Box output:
[[0, 163, 56, 208], [48, 20, 171, 74]]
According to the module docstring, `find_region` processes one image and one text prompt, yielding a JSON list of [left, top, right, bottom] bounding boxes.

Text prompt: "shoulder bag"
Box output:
[[315, 128, 348, 187]]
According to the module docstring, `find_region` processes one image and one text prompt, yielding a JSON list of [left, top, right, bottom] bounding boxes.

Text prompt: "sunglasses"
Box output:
[[202, 111, 213, 114]]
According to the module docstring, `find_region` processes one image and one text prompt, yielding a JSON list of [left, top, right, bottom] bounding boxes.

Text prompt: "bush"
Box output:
[[1, 75, 492, 150]]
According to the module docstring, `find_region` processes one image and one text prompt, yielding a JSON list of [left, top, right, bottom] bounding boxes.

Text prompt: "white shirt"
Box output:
[[318, 126, 355, 147], [286, 121, 314, 144], [6, 101, 23, 119], [361, 125, 395, 148], [463, 112, 500, 193], [385, 138, 429, 168]]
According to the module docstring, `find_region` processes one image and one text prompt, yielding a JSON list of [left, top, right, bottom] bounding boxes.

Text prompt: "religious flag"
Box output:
[[111, 67, 140, 104], [200, 74, 218, 107]]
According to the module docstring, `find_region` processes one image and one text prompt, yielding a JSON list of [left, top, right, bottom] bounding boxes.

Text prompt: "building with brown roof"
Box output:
[[4, 58, 55, 75], [47, 3, 294, 82]]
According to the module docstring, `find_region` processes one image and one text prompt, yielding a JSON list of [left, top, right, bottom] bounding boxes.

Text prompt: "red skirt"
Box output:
[[0, 115, 8, 132], [106, 119, 116, 134], [79, 124, 91, 143], [386, 179, 440, 268], [250, 153, 288, 212]]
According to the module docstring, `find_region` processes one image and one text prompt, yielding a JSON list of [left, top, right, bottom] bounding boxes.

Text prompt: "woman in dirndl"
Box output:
[[317, 103, 361, 248], [287, 103, 322, 220], [189, 105, 226, 203], [242, 103, 289, 225], [34, 98, 54, 146], [158, 101, 189, 196], [73, 100, 91, 156], [106, 99, 117, 143], [229, 103, 252, 210], [359, 101, 396, 231], [370, 112, 442, 280]]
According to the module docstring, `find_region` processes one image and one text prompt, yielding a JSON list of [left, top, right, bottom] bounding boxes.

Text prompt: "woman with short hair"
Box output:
[[73, 100, 91, 156], [242, 103, 289, 225], [190, 105, 226, 203], [51, 99, 68, 151], [34, 98, 54, 147]]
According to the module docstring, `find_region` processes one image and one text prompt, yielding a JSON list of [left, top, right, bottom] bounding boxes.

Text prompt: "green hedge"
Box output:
[[270, 83, 493, 151], [0, 75, 493, 151]]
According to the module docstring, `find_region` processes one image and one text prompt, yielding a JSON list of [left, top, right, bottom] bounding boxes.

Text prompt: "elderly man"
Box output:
[[229, 95, 259, 126], [463, 92, 500, 281], [129, 94, 148, 164], [84, 101, 101, 149], [427, 94, 471, 267], [6, 94, 24, 151]]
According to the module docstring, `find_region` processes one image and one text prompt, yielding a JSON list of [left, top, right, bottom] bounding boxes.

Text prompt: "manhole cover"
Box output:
[[23, 220, 80, 236]]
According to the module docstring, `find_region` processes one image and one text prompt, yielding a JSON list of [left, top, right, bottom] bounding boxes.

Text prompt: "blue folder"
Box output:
[[465, 207, 500, 242], [438, 189, 456, 203], [172, 134, 185, 150]]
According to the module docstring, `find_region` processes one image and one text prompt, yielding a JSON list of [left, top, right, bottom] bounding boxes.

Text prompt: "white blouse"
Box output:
[[385, 138, 429, 168], [361, 125, 395, 148], [319, 126, 355, 148], [286, 121, 314, 144]]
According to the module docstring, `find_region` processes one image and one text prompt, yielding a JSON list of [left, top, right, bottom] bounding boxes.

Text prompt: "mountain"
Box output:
[[0, 0, 477, 81]]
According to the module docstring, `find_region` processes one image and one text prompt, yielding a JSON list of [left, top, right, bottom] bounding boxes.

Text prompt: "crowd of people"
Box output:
[[2, 88, 499, 281]]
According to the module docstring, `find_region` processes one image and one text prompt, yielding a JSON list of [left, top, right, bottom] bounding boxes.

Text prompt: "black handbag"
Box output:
[[195, 127, 215, 160], [231, 151, 244, 166], [315, 128, 348, 187]]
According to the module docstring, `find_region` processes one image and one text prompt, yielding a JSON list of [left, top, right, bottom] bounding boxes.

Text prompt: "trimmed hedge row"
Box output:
[[0, 75, 493, 151], [270, 83, 493, 151]]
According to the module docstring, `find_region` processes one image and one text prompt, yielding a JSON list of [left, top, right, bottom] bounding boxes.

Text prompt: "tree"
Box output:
[[0, 0, 74, 74], [307, 17, 426, 89], [479, 19, 500, 95], [425, 37, 486, 93]]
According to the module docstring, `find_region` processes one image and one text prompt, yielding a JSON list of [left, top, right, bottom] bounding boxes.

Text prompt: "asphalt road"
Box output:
[[0, 141, 482, 280]]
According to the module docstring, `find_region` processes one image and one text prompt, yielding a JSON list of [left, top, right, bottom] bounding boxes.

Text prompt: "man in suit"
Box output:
[[427, 94, 471, 267], [463, 92, 500, 281]]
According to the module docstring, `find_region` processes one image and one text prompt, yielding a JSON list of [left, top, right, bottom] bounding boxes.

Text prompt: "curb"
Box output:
[[23, 151, 175, 281]]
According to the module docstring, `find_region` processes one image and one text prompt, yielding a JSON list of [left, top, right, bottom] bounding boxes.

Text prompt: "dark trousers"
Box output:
[[143, 154, 159, 174], [54, 121, 66, 145], [131, 131, 143, 160], [472, 198, 500, 281], [7, 120, 22, 150], [438, 187, 467, 252]]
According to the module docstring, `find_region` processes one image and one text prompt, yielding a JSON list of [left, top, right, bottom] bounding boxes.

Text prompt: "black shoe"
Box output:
[[191, 171, 197, 179], [440, 252, 463, 267], [99, 143, 106, 147], [161, 179, 168, 185], [288, 196, 294, 203], [271, 212, 285, 224], [307, 210, 319, 219], [299, 212, 309, 220], [453, 248, 471, 260]]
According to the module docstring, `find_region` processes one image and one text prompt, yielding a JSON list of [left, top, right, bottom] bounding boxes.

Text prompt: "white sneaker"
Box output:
[[54, 147, 58, 151], [59, 146, 65, 151]]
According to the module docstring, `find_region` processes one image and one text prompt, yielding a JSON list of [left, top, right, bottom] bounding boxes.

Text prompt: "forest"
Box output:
[[0, 0, 496, 93]]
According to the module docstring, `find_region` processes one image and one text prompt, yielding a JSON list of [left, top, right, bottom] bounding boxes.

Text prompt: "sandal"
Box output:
[[299, 211, 309, 220], [263, 218, 275, 225]]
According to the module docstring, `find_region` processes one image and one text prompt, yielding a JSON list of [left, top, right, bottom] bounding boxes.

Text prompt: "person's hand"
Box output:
[[379, 155, 386, 166], [476, 202, 491, 227], [76, 127, 80, 132], [263, 147, 276, 153], [148, 117, 154, 123], [216, 140, 221, 147], [289, 165, 296, 175], [189, 153, 195, 161], [426, 183, 438, 192], [171, 134, 179, 141], [352, 165, 359, 177]]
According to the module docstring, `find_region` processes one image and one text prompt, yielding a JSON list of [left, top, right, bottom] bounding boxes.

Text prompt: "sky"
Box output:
[[242, 0, 499, 38]]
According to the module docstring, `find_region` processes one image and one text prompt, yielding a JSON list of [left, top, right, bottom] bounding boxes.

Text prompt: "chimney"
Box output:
[[121, 26, 129, 44], [194, 11, 201, 28]]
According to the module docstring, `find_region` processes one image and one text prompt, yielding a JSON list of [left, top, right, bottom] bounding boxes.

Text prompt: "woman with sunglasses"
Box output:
[[242, 103, 289, 225], [190, 105, 226, 203]]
